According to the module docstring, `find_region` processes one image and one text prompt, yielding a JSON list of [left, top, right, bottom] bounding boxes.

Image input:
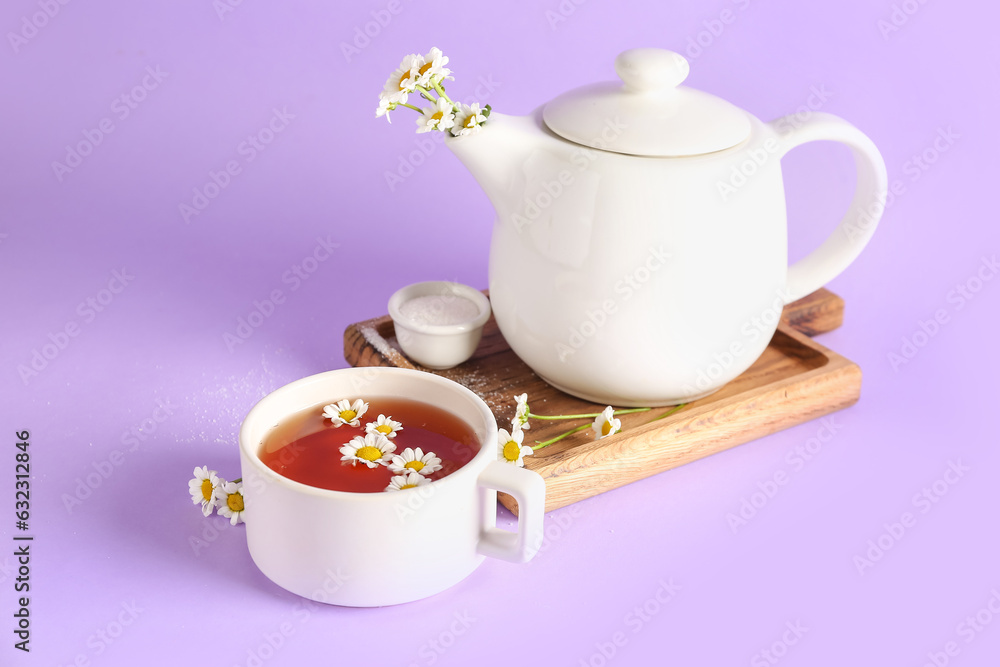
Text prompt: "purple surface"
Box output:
[[2, 0, 998, 664]]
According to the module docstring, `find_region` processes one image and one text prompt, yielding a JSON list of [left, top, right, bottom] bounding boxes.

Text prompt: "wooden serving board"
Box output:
[[344, 288, 860, 515]]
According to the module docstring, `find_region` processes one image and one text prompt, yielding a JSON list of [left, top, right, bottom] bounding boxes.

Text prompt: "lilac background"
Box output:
[[2, 0, 998, 664]]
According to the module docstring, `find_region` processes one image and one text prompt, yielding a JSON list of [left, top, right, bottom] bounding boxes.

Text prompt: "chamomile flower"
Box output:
[[416, 46, 451, 86], [497, 427, 532, 467], [340, 433, 396, 468], [451, 102, 489, 137], [416, 97, 456, 134], [323, 398, 369, 428], [511, 393, 531, 431], [380, 53, 422, 104], [376, 96, 396, 124], [388, 447, 442, 476], [214, 479, 245, 526], [366, 414, 404, 439], [592, 406, 621, 440], [188, 466, 221, 517], [385, 472, 432, 492]]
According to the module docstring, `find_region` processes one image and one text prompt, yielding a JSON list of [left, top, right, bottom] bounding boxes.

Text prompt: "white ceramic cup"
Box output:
[[238, 367, 545, 607]]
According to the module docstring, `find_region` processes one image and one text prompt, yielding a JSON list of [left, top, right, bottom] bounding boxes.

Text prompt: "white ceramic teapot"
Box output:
[[446, 48, 887, 406]]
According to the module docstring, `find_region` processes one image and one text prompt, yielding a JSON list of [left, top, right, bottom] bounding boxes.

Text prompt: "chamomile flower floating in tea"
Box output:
[[341, 432, 396, 468], [365, 414, 404, 439], [375, 47, 491, 137], [385, 472, 431, 492], [592, 406, 622, 440], [215, 479, 245, 526], [323, 398, 368, 428], [498, 427, 532, 467], [388, 447, 442, 476], [189, 466, 222, 517]]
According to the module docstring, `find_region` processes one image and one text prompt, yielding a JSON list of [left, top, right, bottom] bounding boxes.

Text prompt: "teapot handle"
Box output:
[[767, 112, 888, 303]]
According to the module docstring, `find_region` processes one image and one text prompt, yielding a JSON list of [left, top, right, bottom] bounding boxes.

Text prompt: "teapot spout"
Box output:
[[445, 109, 553, 214]]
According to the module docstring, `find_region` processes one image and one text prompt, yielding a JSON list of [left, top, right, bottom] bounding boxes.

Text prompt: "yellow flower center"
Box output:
[[356, 446, 383, 461], [404, 460, 425, 472], [376, 424, 393, 434], [339, 409, 357, 422], [430, 111, 444, 123], [400, 484, 417, 490], [464, 114, 477, 128], [227, 492, 244, 513], [418, 62, 433, 77], [502, 440, 520, 462], [602, 420, 614, 436], [201, 479, 213, 502], [397, 71, 411, 90]]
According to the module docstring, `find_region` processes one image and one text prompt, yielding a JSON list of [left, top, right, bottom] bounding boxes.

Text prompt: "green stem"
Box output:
[[399, 102, 423, 112], [532, 424, 590, 451], [529, 407, 651, 421], [433, 81, 454, 106], [232, 477, 242, 484], [650, 404, 687, 421], [415, 85, 437, 103]]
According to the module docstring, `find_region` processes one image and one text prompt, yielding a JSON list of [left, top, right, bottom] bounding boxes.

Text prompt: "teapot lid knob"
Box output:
[[614, 48, 690, 93]]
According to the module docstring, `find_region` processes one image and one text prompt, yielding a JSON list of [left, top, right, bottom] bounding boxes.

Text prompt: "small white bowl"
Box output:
[[388, 281, 491, 370]]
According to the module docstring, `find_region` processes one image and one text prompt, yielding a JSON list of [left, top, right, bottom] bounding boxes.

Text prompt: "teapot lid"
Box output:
[[542, 48, 751, 157]]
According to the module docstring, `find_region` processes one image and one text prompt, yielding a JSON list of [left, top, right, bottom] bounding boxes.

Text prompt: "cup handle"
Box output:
[[476, 461, 546, 563], [767, 112, 889, 303]]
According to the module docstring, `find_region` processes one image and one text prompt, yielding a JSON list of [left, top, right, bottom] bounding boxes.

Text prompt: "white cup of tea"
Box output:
[[238, 367, 546, 607]]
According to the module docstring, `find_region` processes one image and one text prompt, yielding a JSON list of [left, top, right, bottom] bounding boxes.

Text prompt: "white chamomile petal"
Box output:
[[214, 480, 245, 525], [365, 414, 404, 439], [323, 398, 369, 427], [512, 393, 531, 430], [416, 97, 456, 134], [451, 103, 488, 137], [497, 427, 532, 467], [381, 53, 422, 104], [592, 406, 621, 440], [385, 472, 431, 492], [340, 433, 396, 469], [376, 96, 395, 123], [188, 466, 221, 517], [417, 46, 451, 86], [388, 447, 443, 476]]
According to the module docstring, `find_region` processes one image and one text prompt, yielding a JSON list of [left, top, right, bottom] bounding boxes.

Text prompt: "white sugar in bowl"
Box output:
[[388, 282, 492, 369]]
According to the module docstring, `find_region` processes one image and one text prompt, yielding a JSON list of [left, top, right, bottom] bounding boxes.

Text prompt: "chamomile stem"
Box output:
[[232, 478, 242, 483], [399, 102, 423, 112], [529, 407, 651, 421], [415, 85, 436, 103], [651, 404, 687, 421], [533, 424, 590, 451], [433, 82, 454, 106]]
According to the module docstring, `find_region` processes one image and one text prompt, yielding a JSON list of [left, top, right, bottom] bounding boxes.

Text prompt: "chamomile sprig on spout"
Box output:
[[375, 47, 491, 136]]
